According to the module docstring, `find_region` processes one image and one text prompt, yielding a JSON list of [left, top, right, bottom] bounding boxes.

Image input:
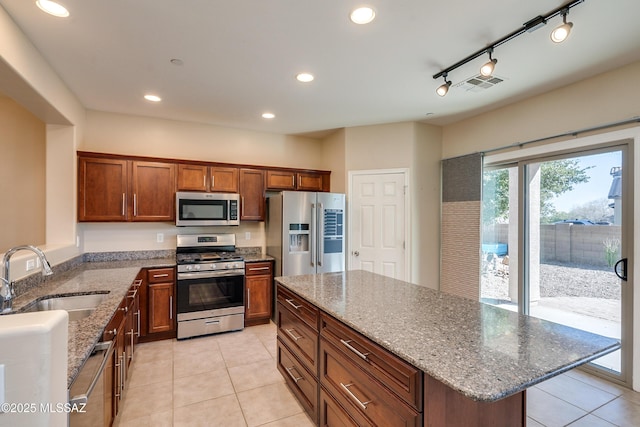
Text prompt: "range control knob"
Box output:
[[194, 265, 201, 271], [185, 265, 192, 271]]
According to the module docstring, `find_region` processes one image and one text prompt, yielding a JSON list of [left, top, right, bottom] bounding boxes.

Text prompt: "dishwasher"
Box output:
[[68, 339, 114, 427]]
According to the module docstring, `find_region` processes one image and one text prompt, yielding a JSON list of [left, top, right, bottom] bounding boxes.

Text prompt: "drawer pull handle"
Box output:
[[248, 266, 270, 271], [285, 328, 303, 341], [153, 273, 169, 278], [285, 298, 302, 310], [340, 339, 370, 361], [340, 382, 371, 411], [285, 366, 303, 383]]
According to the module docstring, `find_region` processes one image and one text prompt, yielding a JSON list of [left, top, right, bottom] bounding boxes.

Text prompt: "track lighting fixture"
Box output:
[[550, 9, 573, 43], [436, 73, 452, 97], [480, 48, 497, 77], [432, 0, 584, 97]]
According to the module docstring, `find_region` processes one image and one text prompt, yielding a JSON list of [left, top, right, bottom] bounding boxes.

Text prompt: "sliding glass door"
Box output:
[[481, 144, 631, 385]]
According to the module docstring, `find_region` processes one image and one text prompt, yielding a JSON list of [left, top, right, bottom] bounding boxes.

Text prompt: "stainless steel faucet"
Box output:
[[1, 245, 53, 313]]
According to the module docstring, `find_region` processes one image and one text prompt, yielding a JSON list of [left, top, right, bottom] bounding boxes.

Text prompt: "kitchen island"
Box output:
[[275, 270, 620, 426]]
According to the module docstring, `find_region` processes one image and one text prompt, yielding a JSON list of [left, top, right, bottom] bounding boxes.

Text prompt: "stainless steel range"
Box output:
[[176, 233, 245, 339]]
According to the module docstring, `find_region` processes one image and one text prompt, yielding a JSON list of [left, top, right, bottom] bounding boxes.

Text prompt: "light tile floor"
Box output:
[[114, 322, 640, 427]]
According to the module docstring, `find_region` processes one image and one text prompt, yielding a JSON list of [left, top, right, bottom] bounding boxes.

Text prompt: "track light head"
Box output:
[[551, 11, 573, 43], [436, 73, 452, 97], [480, 48, 497, 77]]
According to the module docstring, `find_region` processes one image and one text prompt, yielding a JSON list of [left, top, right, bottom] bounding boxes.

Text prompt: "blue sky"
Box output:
[[552, 151, 622, 212]]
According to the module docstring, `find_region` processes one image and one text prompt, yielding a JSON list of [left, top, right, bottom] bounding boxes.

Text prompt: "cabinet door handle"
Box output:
[[285, 328, 302, 342], [285, 366, 303, 383], [247, 288, 250, 310], [292, 175, 295, 187], [249, 266, 270, 271], [121, 193, 126, 216], [133, 193, 138, 216], [121, 351, 126, 393], [285, 298, 302, 310], [340, 382, 371, 411], [169, 296, 173, 320], [211, 175, 215, 189], [204, 175, 207, 189], [114, 356, 121, 398], [340, 339, 370, 361], [129, 329, 135, 360], [135, 310, 140, 337], [241, 196, 245, 216]]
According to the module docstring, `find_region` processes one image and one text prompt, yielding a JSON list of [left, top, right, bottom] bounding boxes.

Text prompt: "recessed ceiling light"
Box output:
[[36, 0, 69, 17], [144, 94, 162, 102], [296, 73, 314, 83], [262, 112, 275, 119], [350, 6, 375, 24]]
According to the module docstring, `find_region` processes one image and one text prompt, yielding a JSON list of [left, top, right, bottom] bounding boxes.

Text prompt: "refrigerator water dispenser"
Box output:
[[289, 223, 310, 253]]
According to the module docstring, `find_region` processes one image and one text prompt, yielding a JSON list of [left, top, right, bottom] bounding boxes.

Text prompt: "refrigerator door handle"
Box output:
[[318, 202, 324, 267], [310, 203, 316, 267]]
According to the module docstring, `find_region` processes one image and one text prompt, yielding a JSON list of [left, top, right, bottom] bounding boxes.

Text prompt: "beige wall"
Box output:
[[321, 129, 346, 193], [0, 96, 46, 252], [442, 61, 640, 158], [340, 121, 443, 287], [83, 110, 325, 169], [0, 3, 85, 277]]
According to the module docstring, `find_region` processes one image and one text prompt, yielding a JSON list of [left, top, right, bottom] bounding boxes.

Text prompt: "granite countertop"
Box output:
[[243, 253, 275, 262], [275, 270, 621, 402], [11, 258, 175, 388]]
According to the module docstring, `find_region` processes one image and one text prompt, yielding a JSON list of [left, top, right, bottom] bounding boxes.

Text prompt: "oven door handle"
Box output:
[[177, 270, 245, 280]]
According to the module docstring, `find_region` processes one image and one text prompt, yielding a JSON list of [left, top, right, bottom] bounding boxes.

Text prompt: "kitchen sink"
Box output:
[[21, 292, 109, 321]]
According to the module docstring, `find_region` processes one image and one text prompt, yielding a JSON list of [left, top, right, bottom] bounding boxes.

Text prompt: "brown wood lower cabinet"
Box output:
[[277, 338, 319, 424], [276, 284, 526, 427], [245, 261, 273, 326], [320, 338, 421, 426], [319, 388, 359, 427], [143, 267, 177, 340]]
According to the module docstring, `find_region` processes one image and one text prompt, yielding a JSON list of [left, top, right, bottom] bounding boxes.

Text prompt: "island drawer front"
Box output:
[[320, 387, 361, 427], [320, 338, 422, 427], [277, 284, 319, 331], [277, 302, 319, 374], [147, 267, 175, 284], [320, 314, 423, 411], [277, 337, 319, 424]]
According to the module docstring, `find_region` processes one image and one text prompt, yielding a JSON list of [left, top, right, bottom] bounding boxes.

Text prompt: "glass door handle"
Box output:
[[614, 258, 627, 281]]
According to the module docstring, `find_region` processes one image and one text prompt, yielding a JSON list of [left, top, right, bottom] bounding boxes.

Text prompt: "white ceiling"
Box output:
[[1, 0, 639, 136]]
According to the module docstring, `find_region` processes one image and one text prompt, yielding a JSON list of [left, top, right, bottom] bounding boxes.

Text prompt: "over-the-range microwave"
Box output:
[[175, 192, 240, 226]]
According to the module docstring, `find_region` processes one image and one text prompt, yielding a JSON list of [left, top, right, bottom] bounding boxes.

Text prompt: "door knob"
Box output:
[[352, 251, 360, 257]]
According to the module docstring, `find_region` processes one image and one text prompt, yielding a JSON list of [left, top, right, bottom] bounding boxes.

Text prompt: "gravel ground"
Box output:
[[481, 260, 620, 302]]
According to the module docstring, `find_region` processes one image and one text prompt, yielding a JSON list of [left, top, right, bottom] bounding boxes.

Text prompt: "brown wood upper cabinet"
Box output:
[[266, 170, 329, 192], [177, 164, 238, 193], [78, 157, 129, 221], [131, 161, 176, 221], [239, 168, 265, 221], [78, 155, 175, 222]]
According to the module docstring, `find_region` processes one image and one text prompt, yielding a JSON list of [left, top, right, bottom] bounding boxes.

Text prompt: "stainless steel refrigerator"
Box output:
[[267, 191, 345, 277]]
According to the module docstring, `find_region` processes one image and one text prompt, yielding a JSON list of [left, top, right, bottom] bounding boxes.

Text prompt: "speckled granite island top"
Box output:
[[11, 258, 175, 388], [275, 270, 620, 402]]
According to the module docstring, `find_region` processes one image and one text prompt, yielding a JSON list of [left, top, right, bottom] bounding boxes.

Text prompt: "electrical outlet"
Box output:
[[26, 259, 36, 271], [245, 232, 251, 240], [157, 233, 164, 243]]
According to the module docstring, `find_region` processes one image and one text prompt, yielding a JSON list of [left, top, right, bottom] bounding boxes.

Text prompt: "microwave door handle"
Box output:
[[311, 203, 316, 268]]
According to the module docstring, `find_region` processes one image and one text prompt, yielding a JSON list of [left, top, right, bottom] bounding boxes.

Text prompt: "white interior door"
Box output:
[[349, 170, 408, 280]]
